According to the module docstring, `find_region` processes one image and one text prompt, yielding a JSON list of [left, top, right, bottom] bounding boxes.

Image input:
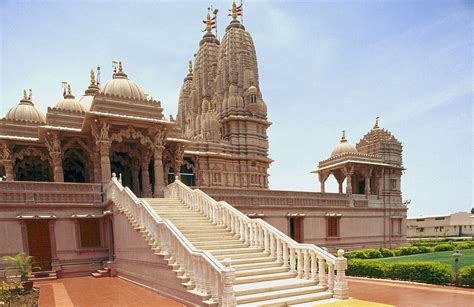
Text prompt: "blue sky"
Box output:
[[1, 0, 472, 217]]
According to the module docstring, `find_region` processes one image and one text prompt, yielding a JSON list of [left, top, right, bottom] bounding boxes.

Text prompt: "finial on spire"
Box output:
[[231, 0, 237, 20], [341, 130, 347, 142], [118, 61, 123, 73], [206, 8, 212, 33], [67, 83, 72, 96], [188, 60, 193, 74], [23, 89, 28, 100], [373, 116, 380, 129], [28, 89, 32, 100], [90, 69, 96, 85]]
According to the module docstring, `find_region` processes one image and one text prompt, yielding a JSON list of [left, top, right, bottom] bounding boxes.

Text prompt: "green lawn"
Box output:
[[368, 249, 474, 268]]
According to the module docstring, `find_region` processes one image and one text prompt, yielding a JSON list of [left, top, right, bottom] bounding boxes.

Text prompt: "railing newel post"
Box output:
[[333, 249, 349, 299]]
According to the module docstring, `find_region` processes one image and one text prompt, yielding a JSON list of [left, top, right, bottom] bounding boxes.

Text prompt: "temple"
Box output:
[[0, 2, 407, 305]]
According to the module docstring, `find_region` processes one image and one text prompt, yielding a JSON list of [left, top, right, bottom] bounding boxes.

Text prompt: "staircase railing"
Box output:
[[165, 180, 349, 299], [107, 175, 236, 306]]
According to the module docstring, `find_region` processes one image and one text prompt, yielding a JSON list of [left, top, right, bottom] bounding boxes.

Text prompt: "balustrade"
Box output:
[[165, 179, 349, 299]]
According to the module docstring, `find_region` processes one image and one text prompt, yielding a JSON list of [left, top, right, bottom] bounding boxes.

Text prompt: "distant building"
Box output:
[[407, 212, 474, 238]]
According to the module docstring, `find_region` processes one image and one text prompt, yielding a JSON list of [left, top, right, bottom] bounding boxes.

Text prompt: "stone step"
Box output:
[[227, 256, 276, 265], [234, 272, 298, 285], [209, 247, 264, 256], [214, 251, 269, 260], [185, 234, 239, 241], [175, 225, 228, 231], [193, 242, 248, 250], [233, 278, 319, 296], [235, 266, 289, 278], [232, 261, 282, 271], [236, 285, 326, 305], [238, 291, 333, 307]]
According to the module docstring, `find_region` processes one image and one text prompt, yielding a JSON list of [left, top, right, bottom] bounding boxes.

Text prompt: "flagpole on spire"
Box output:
[[240, 0, 244, 24], [202, 7, 217, 33], [228, 0, 243, 22]]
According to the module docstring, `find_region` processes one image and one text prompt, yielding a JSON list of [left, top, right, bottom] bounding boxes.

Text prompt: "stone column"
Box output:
[[153, 146, 165, 197], [345, 174, 352, 195], [0, 142, 13, 180], [338, 180, 343, 193], [365, 176, 371, 196], [48, 220, 61, 272], [141, 158, 152, 197], [45, 133, 64, 182], [99, 142, 111, 184], [51, 153, 64, 182], [132, 160, 140, 195], [319, 172, 327, 193]]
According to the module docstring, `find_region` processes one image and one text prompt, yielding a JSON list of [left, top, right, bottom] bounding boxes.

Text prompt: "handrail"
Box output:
[[107, 175, 236, 306], [165, 180, 349, 300]]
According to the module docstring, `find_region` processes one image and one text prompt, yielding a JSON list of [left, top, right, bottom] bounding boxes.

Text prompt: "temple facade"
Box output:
[[0, 4, 407, 280]]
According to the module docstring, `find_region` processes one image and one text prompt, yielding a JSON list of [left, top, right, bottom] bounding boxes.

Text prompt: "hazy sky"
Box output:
[[1, 0, 472, 217]]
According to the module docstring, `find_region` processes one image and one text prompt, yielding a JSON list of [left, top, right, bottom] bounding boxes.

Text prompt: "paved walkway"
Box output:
[[37, 276, 184, 306], [347, 277, 474, 307], [36, 276, 474, 306]]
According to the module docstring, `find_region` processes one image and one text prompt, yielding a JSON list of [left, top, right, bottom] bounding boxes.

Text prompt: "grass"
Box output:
[[368, 248, 474, 268]]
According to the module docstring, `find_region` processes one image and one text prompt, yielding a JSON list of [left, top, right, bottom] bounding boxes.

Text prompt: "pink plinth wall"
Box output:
[[111, 209, 204, 305]]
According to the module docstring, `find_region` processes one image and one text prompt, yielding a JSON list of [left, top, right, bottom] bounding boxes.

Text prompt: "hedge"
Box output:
[[380, 248, 394, 258], [433, 244, 454, 252], [347, 259, 452, 285], [459, 265, 474, 287], [394, 246, 421, 256], [347, 259, 386, 278], [456, 242, 473, 250]]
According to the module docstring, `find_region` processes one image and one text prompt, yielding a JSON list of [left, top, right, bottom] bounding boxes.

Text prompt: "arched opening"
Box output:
[[111, 151, 134, 190], [14, 156, 52, 181], [63, 148, 91, 183], [180, 157, 195, 186]]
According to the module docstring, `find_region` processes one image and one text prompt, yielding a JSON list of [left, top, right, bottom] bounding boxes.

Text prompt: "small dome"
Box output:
[[331, 130, 358, 157], [78, 95, 94, 111], [54, 86, 85, 112], [101, 62, 145, 100], [4, 90, 46, 123]]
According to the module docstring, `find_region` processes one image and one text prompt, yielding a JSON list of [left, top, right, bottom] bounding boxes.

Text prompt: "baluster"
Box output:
[[209, 269, 219, 303], [264, 229, 269, 253], [318, 256, 326, 286], [290, 247, 296, 273], [333, 249, 349, 299], [248, 224, 254, 247], [204, 264, 211, 296], [297, 249, 303, 278], [303, 249, 310, 279], [239, 219, 244, 240], [196, 258, 203, 293], [328, 264, 335, 292], [276, 239, 282, 262], [310, 251, 318, 280], [244, 222, 249, 244], [282, 242, 289, 267], [269, 234, 276, 257]]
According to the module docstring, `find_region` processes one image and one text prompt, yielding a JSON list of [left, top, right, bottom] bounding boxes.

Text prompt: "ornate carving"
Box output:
[[110, 126, 152, 146], [45, 132, 62, 155], [91, 120, 110, 143], [13, 146, 51, 164], [0, 142, 11, 160]]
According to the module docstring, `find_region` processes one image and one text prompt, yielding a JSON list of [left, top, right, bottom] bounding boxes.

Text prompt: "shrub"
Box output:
[[345, 250, 368, 259], [394, 246, 421, 256], [455, 243, 473, 250], [433, 244, 454, 252], [417, 246, 432, 253], [365, 249, 383, 259], [459, 265, 474, 287], [347, 259, 386, 278], [380, 248, 394, 258], [387, 262, 451, 285]]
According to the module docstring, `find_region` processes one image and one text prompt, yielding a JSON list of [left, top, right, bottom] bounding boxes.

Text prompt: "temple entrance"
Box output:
[[26, 220, 52, 271], [289, 217, 303, 243], [14, 156, 52, 181]]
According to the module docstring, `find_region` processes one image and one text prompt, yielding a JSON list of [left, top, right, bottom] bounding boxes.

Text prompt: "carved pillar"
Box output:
[[45, 132, 64, 182], [1, 160, 14, 180], [365, 167, 373, 197], [91, 120, 112, 185], [153, 146, 165, 197], [99, 142, 111, 184], [174, 144, 185, 180], [343, 165, 354, 195], [141, 156, 152, 197], [132, 159, 140, 195], [338, 180, 343, 193], [318, 172, 329, 193], [49, 219, 61, 272]]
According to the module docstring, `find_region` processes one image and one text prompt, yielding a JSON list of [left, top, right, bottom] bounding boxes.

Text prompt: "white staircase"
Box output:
[[107, 175, 349, 306]]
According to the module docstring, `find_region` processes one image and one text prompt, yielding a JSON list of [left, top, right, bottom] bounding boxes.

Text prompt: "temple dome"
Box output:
[[331, 131, 358, 157], [101, 63, 145, 100], [54, 86, 85, 112], [5, 91, 46, 123]]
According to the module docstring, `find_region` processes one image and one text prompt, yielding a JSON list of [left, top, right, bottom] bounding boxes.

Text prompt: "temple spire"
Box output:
[[231, 0, 237, 21], [23, 89, 28, 100], [206, 9, 212, 33]]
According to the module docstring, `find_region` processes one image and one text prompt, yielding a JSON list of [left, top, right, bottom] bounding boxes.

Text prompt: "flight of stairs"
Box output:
[[143, 198, 334, 306]]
